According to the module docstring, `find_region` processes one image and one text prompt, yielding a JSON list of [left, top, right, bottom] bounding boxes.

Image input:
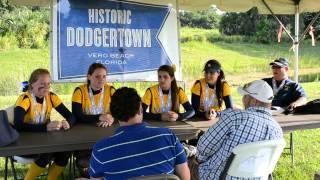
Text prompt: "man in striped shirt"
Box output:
[[89, 87, 190, 180], [196, 80, 283, 180]]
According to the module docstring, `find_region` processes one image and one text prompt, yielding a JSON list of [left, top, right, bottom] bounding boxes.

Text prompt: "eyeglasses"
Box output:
[[271, 65, 282, 69]]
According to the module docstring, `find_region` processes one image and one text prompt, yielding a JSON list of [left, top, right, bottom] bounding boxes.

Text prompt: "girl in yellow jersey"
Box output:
[[142, 65, 195, 121], [14, 68, 75, 180], [72, 62, 115, 177], [191, 60, 233, 120], [72, 63, 115, 126]]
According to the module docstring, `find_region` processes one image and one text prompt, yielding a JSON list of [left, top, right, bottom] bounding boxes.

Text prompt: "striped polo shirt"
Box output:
[[89, 122, 187, 179]]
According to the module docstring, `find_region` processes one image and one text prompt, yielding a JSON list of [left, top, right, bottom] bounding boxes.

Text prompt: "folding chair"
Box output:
[[220, 139, 286, 180], [4, 156, 35, 180], [2, 107, 74, 179]]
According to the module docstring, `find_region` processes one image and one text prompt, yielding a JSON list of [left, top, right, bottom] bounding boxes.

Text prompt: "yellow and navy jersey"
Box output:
[[142, 84, 189, 113], [72, 84, 115, 115], [191, 78, 231, 111], [15, 91, 62, 124]]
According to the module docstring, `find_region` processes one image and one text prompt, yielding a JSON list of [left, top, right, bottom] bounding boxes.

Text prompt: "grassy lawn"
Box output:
[[1, 28, 320, 179]]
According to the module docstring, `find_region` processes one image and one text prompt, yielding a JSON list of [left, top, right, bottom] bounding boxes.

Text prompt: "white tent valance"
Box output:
[[211, 0, 320, 14], [9, 0, 214, 10], [9, 0, 320, 14]]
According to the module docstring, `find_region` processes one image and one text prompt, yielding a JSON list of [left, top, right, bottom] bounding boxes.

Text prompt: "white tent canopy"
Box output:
[[9, 0, 320, 81], [9, 0, 320, 13], [211, 0, 320, 14], [9, 0, 215, 11]]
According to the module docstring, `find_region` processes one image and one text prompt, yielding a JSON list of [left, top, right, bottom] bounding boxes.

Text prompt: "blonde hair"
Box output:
[[28, 68, 50, 90]]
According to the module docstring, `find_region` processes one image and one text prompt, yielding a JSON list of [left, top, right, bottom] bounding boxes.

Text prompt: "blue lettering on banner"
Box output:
[[56, 0, 172, 79]]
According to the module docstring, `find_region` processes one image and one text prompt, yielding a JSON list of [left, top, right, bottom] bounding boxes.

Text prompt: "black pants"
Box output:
[[74, 150, 91, 178], [22, 152, 70, 168]]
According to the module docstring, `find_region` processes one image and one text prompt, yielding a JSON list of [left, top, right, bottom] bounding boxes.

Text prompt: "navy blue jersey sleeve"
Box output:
[[293, 83, 307, 98], [55, 103, 76, 126], [223, 95, 233, 109], [72, 102, 100, 123], [14, 106, 47, 132], [178, 102, 195, 121], [191, 93, 206, 118], [142, 103, 162, 120]]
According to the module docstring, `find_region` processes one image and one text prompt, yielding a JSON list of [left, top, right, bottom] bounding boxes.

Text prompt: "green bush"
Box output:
[[206, 33, 257, 44], [0, 33, 18, 50], [0, 74, 24, 96], [180, 34, 205, 43], [180, 8, 221, 29], [219, 8, 259, 36], [0, 7, 49, 48]]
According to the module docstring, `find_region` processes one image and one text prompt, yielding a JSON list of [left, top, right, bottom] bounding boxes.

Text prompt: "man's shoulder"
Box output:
[[262, 77, 272, 84], [144, 125, 173, 134], [283, 79, 303, 90], [221, 108, 247, 117], [285, 79, 302, 88], [285, 78, 296, 84]]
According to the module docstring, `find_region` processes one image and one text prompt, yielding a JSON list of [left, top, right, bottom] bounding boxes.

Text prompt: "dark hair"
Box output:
[[28, 68, 50, 91], [87, 63, 107, 84], [204, 59, 225, 107], [110, 87, 141, 122], [158, 65, 179, 112]]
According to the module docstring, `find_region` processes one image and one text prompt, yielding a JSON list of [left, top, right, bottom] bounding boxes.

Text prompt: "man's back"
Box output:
[[89, 122, 187, 180], [197, 107, 283, 180]]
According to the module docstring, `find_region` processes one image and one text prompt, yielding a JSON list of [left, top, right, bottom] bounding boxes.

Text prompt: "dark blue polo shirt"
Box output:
[[263, 78, 307, 107]]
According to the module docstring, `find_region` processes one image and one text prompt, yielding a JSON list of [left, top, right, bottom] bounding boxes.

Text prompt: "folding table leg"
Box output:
[[9, 156, 18, 180], [290, 132, 294, 165], [5, 157, 8, 180], [73, 156, 76, 177], [69, 155, 73, 180]]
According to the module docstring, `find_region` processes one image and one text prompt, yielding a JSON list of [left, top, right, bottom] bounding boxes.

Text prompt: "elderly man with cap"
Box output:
[[263, 58, 307, 110], [194, 80, 283, 180]]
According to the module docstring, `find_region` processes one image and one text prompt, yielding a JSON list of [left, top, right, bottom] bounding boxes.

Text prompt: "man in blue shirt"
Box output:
[[195, 80, 283, 180], [263, 57, 307, 110], [89, 87, 190, 180]]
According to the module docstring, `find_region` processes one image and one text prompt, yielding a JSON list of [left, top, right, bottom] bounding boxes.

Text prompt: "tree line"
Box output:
[[1, 0, 319, 50]]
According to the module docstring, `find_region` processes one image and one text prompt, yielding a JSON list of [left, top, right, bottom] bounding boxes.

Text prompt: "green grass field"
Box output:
[[1, 27, 320, 179]]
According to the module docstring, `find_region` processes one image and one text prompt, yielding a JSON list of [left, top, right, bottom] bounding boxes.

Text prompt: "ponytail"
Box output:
[[215, 69, 225, 107]]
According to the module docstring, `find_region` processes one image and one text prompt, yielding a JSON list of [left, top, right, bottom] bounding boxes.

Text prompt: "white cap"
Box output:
[[237, 80, 274, 103]]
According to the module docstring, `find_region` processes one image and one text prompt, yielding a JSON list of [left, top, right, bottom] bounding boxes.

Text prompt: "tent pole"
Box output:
[[176, 0, 182, 81], [261, 0, 294, 41], [298, 11, 320, 43], [294, 5, 299, 82]]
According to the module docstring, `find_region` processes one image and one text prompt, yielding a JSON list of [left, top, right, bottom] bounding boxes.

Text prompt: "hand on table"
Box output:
[[161, 111, 178, 121], [205, 109, 217, 121], [97, 114, 114, 127], [61, 120, 70, 130], [47, 121, 62, 131]]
